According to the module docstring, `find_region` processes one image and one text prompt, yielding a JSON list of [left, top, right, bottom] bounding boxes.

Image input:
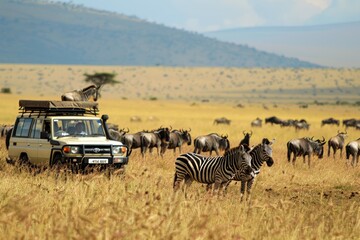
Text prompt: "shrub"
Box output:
[[1, 87, 11, 94]]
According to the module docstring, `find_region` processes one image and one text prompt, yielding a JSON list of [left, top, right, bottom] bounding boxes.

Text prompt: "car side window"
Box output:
[[14, 118, 33, 137], [31, 119, 44, 139]]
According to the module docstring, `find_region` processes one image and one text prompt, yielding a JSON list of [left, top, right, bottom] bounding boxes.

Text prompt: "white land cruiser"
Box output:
[[7, 100, 129, 171]]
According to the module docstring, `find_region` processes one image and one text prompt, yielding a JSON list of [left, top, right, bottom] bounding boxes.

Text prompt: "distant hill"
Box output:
[[0, 0, 319, 68], [204, 22, 360, 68]]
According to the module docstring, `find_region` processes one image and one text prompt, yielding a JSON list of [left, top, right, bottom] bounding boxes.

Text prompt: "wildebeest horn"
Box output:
[[243, 130, 246, 136], [188, 128, 191, 132], [322, 136, 325, 142], [169, 125, 172, 131], [250, 130, 253, 136], [125, 127, 130, 133]]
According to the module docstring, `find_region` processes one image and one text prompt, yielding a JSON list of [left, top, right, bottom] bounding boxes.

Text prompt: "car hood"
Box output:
[[54, 136, 125, 145]]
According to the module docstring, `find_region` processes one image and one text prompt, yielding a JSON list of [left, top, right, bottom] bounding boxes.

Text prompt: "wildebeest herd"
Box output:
[[105, 120, 359, 199], [1, 112, 360, 199]]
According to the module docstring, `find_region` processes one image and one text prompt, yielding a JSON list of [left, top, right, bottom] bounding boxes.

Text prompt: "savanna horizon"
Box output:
[[0, 64, 359, 239]]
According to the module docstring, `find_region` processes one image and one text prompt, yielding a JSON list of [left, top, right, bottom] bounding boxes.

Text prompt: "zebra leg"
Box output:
[[220, 181, 230, 196], [173, 173, 182, 191], [223, 181, 231, 195], [246, 179, 254, 201], [240, 180, 246, 201]]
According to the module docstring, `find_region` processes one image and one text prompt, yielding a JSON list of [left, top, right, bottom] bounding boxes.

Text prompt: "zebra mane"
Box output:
[[82, 85, 97, 91], [224, 145, 243, 157], [250, 143, 262, 153]]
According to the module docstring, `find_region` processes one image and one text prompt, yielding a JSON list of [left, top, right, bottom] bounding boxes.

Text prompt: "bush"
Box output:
[[1, 87, 11, 94]]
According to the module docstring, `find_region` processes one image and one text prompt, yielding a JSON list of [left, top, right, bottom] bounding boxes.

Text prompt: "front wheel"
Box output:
[[51, 154, 63, 168]]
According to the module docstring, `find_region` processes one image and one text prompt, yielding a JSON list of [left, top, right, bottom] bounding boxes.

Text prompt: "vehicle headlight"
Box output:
[[112, 146, 127, 156], [63, 146, 81, 154]]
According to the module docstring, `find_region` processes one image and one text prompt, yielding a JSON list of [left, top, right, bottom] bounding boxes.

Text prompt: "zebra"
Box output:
[[224, 138, 275, 201], [173, 145, 253, 195], [61, 85, 100, 101]]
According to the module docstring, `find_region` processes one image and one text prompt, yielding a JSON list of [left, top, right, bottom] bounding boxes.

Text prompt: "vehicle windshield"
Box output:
[[53, 118, 105, 137]]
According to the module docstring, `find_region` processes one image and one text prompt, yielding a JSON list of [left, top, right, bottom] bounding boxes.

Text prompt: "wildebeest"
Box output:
[[265, 116, 283, 125], [193, 133, 230, 156], [121, 131, 145, 154], [343, 119, 360, 129], [141, 127, 171, 158], [1, 124, 13, 138], [294, 120, 310, 131], [213, 117, 231, 125], [251, 118, 262, 127], [239, 131, 252, 147], [160, 129, 192, 156], [61, 85, 100, 101], [130, 116, 142, 122], [328, 131, 347, 159], [346, 138, 360, 167], [321, 118, 340, 127], [287, 137, 326, 167], [108, 128, 130, 142]]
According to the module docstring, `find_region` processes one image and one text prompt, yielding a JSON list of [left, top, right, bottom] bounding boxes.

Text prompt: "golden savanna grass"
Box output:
[[0, 64, 360, 239]]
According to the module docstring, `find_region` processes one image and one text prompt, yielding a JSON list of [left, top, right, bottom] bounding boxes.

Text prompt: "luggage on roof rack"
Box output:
[[19, 100, 99, 116]]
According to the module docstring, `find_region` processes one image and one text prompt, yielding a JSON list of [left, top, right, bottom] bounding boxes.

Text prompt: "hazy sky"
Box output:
[[60, 0, 359, 32]]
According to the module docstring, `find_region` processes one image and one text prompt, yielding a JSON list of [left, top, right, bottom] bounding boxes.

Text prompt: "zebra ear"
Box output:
[[240, 144, 245, 152]]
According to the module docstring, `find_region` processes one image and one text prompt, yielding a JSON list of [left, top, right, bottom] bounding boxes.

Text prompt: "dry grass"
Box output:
[[0, 65, 360, 239]]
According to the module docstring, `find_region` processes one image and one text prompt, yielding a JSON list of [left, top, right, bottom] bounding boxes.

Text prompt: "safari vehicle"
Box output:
[[7, 100, 129, 171]]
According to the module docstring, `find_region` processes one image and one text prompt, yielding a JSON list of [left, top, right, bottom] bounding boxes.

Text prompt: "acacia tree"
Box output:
[[84, 72, 120, 87], [84, 72, 120, 98]]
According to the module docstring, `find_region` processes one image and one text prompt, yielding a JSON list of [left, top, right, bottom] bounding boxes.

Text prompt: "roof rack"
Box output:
[[19, 100, 99, 117]]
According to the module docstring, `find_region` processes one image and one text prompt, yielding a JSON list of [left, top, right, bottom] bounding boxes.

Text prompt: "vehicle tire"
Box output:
[[19, 153, 29, 166], [51, 153, 63, 168]]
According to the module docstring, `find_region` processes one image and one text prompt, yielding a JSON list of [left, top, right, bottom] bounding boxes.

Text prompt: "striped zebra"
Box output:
[[225, 138, 275, 200], [173, 145, 253, 195]]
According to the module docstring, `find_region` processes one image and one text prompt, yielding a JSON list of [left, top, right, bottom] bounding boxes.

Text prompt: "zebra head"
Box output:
[[82, 85, 100, 101], [261, 138, 275, 167], [240, 144, 253, 175], [226, 145, 253, 175]]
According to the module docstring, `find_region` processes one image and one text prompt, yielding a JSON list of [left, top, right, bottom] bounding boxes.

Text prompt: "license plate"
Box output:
[[88, 158, 109, 164]]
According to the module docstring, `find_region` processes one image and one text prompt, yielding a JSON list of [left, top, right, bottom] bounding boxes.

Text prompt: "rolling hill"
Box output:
[[204, 22, 360, 68], [0, 0, 320, 68]]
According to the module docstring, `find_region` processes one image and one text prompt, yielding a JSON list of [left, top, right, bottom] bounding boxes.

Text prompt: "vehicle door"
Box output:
[[32, 119, 53, 166]]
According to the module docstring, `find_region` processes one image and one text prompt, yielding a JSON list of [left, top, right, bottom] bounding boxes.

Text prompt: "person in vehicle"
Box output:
[[75, 122, 87, 135]]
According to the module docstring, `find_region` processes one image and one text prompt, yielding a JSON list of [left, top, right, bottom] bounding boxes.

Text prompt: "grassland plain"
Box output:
[[1, 64, 359, 104], [0, 65, 360, 239]]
